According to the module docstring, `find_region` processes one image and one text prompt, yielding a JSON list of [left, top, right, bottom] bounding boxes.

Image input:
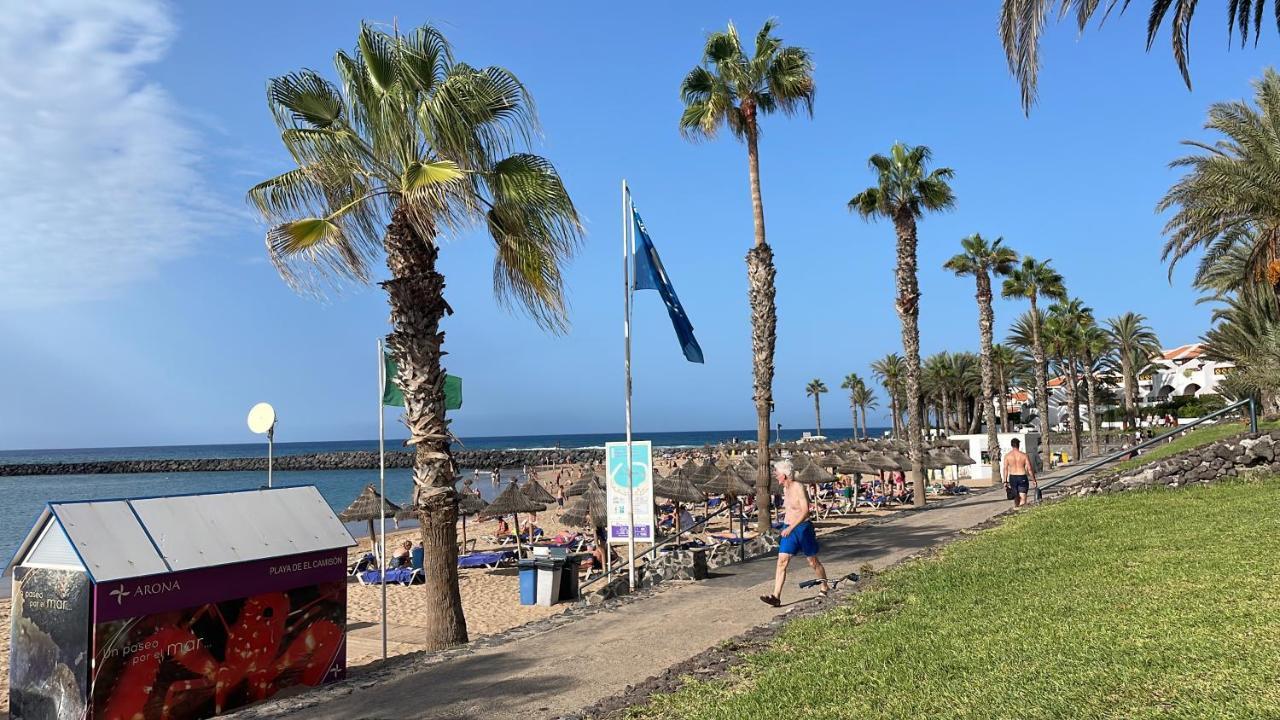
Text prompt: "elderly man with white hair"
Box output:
[[759, 458, 829, 607]]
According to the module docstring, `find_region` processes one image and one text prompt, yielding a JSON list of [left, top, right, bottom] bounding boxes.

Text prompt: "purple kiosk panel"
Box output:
[[90, 548, 347, 720]]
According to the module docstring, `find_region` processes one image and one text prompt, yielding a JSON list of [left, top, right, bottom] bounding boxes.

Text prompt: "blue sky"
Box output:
[[0, 1, 1269, 450]]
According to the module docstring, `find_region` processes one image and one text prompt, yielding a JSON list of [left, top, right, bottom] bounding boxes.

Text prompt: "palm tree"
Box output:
[[852, 382, 879, 439], [1160, 70, 1280, 305], [680, 19, 815, 528], [840, 373, 864, 438], [871, 353, 906, 437], [944, 234, 1018, 478], [248, 24, 582, 649], [923, 352, 955, 433], [1046, 299, 1091, 461], [1079, 322, 1113, 456], [850, 144, 956, 507], [806, 379, 829, 436], [1106, 312, 1162, 429], [1000, 1, 1276, 112], [1002, 256, 1067, 470], [991, 343, 1020, 430]]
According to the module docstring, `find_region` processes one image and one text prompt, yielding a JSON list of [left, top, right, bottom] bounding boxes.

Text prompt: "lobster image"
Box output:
[[98, 587, 343, 720]]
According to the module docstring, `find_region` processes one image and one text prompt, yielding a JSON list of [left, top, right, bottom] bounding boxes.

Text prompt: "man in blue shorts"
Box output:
[[1001, 437, 1037, 507], [760, 459, 829, 607]]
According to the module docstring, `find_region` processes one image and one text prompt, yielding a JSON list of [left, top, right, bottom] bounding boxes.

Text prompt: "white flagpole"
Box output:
[[622, 179, 637, 592], [377, 339, 388, 661]]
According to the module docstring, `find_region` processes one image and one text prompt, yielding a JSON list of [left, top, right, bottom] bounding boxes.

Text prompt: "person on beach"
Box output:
[[391, 540, 412, 567], [556, 486, 565, 508], [1002, 438, 1036, 508], [760, 460, 829, 607]]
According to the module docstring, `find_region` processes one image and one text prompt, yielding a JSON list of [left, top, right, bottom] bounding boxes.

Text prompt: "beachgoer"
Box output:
[[391, 539, 412, 567], [1001, 438, 1036, 508], [760, 460, 829, 607], [556, 487, 565, 508], [496, 516, 510, 536]]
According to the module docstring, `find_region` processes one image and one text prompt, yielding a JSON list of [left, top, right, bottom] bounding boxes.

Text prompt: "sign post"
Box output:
[[606, 440, 653, 588]]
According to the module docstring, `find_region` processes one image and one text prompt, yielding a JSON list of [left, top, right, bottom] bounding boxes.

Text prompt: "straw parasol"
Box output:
[[339, 485, 402, 557], [565, 473, 604, 497], [794, 461, 835, 485], [654, 470, 705, 504], [698, 465, 754, 497], [862, 451, 901, 472], [480, 481, 547, 558], [835, 454, 879, 477], [521, 478, 556, 504], [945, 447, 976, 466]]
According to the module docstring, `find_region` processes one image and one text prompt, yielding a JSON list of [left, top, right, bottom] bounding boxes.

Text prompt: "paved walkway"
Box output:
[[242, 475, 1073, 720]]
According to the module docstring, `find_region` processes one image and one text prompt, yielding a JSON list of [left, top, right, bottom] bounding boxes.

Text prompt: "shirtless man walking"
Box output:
[[760, 459, 829, 607], [1001, 437, 1037, 507]]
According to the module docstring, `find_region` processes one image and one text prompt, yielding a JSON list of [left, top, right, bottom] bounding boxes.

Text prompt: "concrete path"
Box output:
[[242, 478, 1066, 720]]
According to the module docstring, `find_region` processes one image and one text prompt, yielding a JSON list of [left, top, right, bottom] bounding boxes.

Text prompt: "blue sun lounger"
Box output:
[[357, 566, 422, 585], [458, 550, 516, 569]]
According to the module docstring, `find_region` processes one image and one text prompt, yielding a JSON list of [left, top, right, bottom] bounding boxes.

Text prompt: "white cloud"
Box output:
[[0, 0, 220, 306]]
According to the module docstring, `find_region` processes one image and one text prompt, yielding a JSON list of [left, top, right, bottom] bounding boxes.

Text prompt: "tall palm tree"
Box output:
[[248, 24, 582, 649], [944, 234, 1018, 478], [680, 19, 815, 528], [1002, 256, 1067, 470], [852, 382, 879, 439], [991, 343, 1020, 431], [1080, 322, 1113, 456], [871, 353, 906, 437], [1046, 299, 1090, 461], [1106, 312, 1162, 429], [850, 144, 956, 506], [840, 373, 864, 438], [1000, 0, 1276, 112], [806, 379, 829, 437], [923, 352, 955, 433], [1160, 69, 1280, 305]]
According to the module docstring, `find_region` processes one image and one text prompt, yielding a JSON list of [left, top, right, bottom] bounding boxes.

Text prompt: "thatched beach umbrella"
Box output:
[[402, 492, 490, 550], [339, 485, 402, 558], [794, 461, 835, 485], [863, 451, 901, 472], [698, 465, 754, 497], [480, 481, 547, 558], [522, 478, 556, 505], [566, 473, 604, 497], [654, 470, 705, 504], [945, 447, 976, 466]]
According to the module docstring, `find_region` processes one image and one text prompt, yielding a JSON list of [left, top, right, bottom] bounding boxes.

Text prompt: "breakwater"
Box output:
[[0, 448, 608, 477]]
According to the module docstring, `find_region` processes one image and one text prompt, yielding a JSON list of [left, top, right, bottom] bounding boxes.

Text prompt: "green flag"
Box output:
[[382, 353, 462, 410]]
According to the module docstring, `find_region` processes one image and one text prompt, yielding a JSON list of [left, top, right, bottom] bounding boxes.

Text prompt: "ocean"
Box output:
[[0, 427, 883, 568]]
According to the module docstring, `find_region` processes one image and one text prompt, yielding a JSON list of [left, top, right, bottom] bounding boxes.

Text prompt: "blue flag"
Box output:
[[632, 207, 704, 363]]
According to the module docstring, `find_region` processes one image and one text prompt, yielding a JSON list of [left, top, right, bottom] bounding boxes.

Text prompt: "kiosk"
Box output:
[[6, 486, 355, 720]]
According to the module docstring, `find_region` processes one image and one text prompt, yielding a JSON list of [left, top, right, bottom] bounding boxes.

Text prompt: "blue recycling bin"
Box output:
[[517, 559, 538, 605]]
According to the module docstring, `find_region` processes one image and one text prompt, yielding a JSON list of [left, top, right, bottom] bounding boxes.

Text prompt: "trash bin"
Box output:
[[517, 559, 538, 606], [559, 556, 581, 601], [534, 557, 563, 606]]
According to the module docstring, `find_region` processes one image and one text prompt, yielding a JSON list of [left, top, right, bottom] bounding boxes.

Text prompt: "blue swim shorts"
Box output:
[[778, 520, 820, 557]]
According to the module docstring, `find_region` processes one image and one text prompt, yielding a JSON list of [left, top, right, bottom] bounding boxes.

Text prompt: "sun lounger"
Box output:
[[457, 550, 516, 569], [357, 567, 422, 585], [349, 552, 377, 576]]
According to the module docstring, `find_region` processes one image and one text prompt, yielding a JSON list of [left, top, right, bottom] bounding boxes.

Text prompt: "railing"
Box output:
[[578, 501, 737, 594], [1036, 397, 1257, 500]]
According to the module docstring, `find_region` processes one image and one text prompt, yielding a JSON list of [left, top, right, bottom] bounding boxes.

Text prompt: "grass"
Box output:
[[1104, 419, 1278, 475], [632, 480, 1280, 720]]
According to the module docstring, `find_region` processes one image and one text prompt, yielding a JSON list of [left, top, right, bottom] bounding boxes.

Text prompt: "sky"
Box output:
[[0, 1, 1271, 450]]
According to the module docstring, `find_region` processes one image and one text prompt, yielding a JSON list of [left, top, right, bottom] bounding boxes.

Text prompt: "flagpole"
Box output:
[[622, 179, 637, 592], [377, 339, 388, 661]]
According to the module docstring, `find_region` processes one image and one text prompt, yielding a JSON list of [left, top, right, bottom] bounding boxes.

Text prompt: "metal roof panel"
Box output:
[[52, 501, 170, 582]]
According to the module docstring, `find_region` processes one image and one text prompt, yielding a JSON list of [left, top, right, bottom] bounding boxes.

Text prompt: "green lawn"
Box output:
[[633, 480, 1280, 720], [1104, 419, 1277, 475]]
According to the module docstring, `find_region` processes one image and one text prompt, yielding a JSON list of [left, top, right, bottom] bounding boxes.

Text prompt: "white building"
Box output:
[[1137, 343, 1233, 403]]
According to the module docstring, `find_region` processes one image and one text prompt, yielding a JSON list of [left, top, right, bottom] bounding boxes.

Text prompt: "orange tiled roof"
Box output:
[[1161, 343, 1203, 361]]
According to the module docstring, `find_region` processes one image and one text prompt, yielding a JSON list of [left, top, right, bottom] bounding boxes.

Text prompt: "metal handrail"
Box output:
[[578, 501, 735, 593], [1036, 397, 1257, 499]]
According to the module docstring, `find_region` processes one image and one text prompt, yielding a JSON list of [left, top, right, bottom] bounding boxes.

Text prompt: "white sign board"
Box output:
[[605, 440, 654, 543]]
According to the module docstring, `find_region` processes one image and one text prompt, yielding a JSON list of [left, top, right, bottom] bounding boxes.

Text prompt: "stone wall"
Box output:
[[1071, 429, 1280, 496]]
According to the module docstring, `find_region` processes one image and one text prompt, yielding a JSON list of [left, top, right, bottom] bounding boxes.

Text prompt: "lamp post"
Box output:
[[247, 403, 277, 488]]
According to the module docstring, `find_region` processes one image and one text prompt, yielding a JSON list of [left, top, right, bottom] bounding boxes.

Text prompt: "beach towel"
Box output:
[[458, 550, 516, 569], [358, 567, 421, 585]]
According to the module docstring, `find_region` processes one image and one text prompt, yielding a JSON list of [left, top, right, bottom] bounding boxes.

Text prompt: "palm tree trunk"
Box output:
[[850, 402, 858, 439], [976, 273, 1002, 481], [889, 394, 900, 437], [997, 366, 1008, 432], [744, 120, 775, 531], [382, 207, 466, 649], [1029, 297, 1052, 470], [814, 395, 823, 437], [1065, 358, 1081, 461], [939, 392, 951, 436], [893, 210, 926, 507], [1121, 352, 1134, 430], [1085, 356, 1100, 456]]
